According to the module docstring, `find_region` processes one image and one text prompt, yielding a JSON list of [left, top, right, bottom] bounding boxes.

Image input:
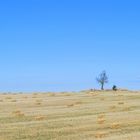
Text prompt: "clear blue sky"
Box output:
[[0, 0, 140, 92]]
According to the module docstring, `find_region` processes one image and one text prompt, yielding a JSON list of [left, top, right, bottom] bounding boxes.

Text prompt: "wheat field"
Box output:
[[0, 90, 140, 140]]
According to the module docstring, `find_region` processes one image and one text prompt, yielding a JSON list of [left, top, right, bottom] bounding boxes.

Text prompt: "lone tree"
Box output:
[[96, 71, 108, 90]]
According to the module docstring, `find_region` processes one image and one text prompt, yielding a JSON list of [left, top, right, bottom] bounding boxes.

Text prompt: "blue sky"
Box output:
[[0, 0, 140, 92]]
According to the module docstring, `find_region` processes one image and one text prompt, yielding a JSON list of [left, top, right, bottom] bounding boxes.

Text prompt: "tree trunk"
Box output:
[[101, 83, 104, 90]]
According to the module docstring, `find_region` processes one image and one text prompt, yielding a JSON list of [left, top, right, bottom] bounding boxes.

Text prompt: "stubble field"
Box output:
[[0, 90, 140, 140]]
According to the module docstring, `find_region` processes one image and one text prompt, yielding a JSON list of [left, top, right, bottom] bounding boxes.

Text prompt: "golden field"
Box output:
[[0, 90, 140, 140]]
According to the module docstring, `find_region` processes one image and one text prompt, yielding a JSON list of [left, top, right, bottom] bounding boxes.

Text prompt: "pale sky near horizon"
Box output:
[[0, 0, 140, 92]]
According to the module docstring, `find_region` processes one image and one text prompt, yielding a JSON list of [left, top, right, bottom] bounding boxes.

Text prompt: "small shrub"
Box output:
[[112, 85, 117, 91]]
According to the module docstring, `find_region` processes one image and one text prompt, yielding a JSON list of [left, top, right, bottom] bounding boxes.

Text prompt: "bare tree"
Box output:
[[96, 71, 108, 90]]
